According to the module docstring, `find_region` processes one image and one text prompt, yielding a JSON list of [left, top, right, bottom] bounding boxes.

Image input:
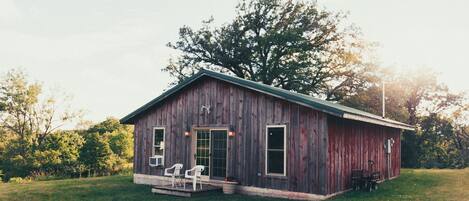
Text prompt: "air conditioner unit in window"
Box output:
[[149, 155, 163, 167]]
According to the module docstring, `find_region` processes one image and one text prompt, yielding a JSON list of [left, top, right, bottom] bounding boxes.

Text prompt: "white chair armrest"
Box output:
[[164, 164, 176, 176], [185, 166, 196, 178]]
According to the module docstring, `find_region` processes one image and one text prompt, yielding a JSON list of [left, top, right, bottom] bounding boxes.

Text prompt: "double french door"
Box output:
[[195, 129, 227, 180]]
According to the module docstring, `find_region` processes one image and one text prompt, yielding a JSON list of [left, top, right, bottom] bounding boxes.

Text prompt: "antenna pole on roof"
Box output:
[[382, 80, 385, 118]]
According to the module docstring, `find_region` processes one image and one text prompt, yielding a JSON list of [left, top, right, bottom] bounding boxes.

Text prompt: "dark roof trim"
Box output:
[[120, 69, 414, 131]]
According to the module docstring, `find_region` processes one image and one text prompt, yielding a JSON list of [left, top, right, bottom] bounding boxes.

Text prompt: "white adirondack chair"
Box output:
[[184, 165, 205, 191], [164, 163, 183, 187]]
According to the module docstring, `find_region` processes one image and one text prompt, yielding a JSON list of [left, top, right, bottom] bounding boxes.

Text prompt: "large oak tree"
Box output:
[[165, 0, 374, 101]]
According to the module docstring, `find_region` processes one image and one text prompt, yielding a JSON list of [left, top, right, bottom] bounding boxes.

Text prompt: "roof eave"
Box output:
[[342, 113, 415, 131]]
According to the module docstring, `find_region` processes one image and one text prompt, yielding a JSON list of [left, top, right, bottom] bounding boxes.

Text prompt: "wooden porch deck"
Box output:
[[151, 184, 222, 197]]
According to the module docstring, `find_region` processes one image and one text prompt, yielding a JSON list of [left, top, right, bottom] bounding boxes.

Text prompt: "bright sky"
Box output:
[[1, 0, 468, 123]]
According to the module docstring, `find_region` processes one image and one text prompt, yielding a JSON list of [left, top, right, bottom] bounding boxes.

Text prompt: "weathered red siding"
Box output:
[[326, 116, 401, 194], [131, 76, 402, 195], [133, 77, 329, 194]]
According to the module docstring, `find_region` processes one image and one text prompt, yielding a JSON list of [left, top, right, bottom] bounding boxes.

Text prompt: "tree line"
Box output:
[[166, 0, 469, 168], [0, 70, 133, 181]]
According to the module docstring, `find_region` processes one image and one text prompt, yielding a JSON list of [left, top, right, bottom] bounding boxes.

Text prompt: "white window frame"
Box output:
[[152, 127, 165, 165], [265, 125, 287, 176]]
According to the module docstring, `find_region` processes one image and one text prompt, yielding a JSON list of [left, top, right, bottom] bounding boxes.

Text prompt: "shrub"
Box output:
[[30, 170, 64, 181], [9, 177, 31, 184]]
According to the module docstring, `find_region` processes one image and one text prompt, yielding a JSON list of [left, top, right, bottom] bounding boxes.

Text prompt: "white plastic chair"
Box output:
[[164, 163, 183, 187], [184, 165, 205, 191]]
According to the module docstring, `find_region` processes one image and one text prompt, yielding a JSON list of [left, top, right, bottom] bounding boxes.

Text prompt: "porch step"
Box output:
[[151, 184, 222, 197]]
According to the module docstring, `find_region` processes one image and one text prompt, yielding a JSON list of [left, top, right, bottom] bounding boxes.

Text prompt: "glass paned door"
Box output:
[[196, 130, 210, 176], [210, 130, 227, 179], [195, 129, 228, 180]]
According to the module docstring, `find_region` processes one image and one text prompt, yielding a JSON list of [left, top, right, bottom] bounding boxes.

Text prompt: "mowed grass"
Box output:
[[332, 168, 469, 201], [0, 175, 287, 201], [0, 169, 468, 201]]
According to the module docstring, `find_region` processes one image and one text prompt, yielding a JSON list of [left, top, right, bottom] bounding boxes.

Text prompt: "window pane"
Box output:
[[267, 150, 284, 174], [154, 147, 163, 156], [196, 130, 210, 176], [154, 129, 164, 146], [268, 127, 284, 150]]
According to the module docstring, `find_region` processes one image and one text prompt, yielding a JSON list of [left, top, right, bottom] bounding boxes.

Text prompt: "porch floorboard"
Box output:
[[151, 184, 222, 197]]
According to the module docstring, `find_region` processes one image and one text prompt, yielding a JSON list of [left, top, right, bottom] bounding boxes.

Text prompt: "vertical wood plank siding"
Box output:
[[132, 76, 401, 195], [133, 77, 328, 195], [326, 116, 401, 194]]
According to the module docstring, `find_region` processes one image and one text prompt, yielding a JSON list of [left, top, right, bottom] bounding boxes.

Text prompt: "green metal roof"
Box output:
[[120, 69, 414, 130]]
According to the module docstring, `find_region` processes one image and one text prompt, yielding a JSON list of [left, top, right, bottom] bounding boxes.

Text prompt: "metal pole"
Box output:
[[382, 81, 385, 118], [389, 153, 392, 179]]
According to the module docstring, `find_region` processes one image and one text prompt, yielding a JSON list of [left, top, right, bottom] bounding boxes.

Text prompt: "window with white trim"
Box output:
[[153, 128, 165, 159], [266, 125, 286, 175]]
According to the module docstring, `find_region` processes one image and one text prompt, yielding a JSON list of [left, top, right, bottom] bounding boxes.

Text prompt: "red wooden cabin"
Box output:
[[121, 69, 413, 199]]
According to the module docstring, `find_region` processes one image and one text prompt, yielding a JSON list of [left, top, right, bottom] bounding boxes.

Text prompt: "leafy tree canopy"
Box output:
[[79, 132, 109, 171], [165, 0, 374, 101], [87, 117, 126, 135], [0, 69, 134, 179], [341, 68, 464, 124], [341, 68, 468, 168], [0, 69, 80, 148]]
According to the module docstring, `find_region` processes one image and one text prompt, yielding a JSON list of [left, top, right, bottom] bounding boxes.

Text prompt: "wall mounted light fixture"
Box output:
[[228, 126, 235, 137], [184, 126, 191, 137]]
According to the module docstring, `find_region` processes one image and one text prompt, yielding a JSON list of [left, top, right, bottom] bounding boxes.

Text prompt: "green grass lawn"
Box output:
[[332, 169, 469, 201], [0, 169, 467, 201], [0, 175, 286, 201]]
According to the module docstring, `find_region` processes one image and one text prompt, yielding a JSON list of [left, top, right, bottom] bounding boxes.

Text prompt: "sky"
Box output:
[[1, 0, 468, 124]]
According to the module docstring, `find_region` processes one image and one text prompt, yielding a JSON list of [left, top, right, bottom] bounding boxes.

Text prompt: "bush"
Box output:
[[116, 163, 133, 176], [30, 171, 65, 181], [1, 144, 34, 179], [9, 177, 31, 184]]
